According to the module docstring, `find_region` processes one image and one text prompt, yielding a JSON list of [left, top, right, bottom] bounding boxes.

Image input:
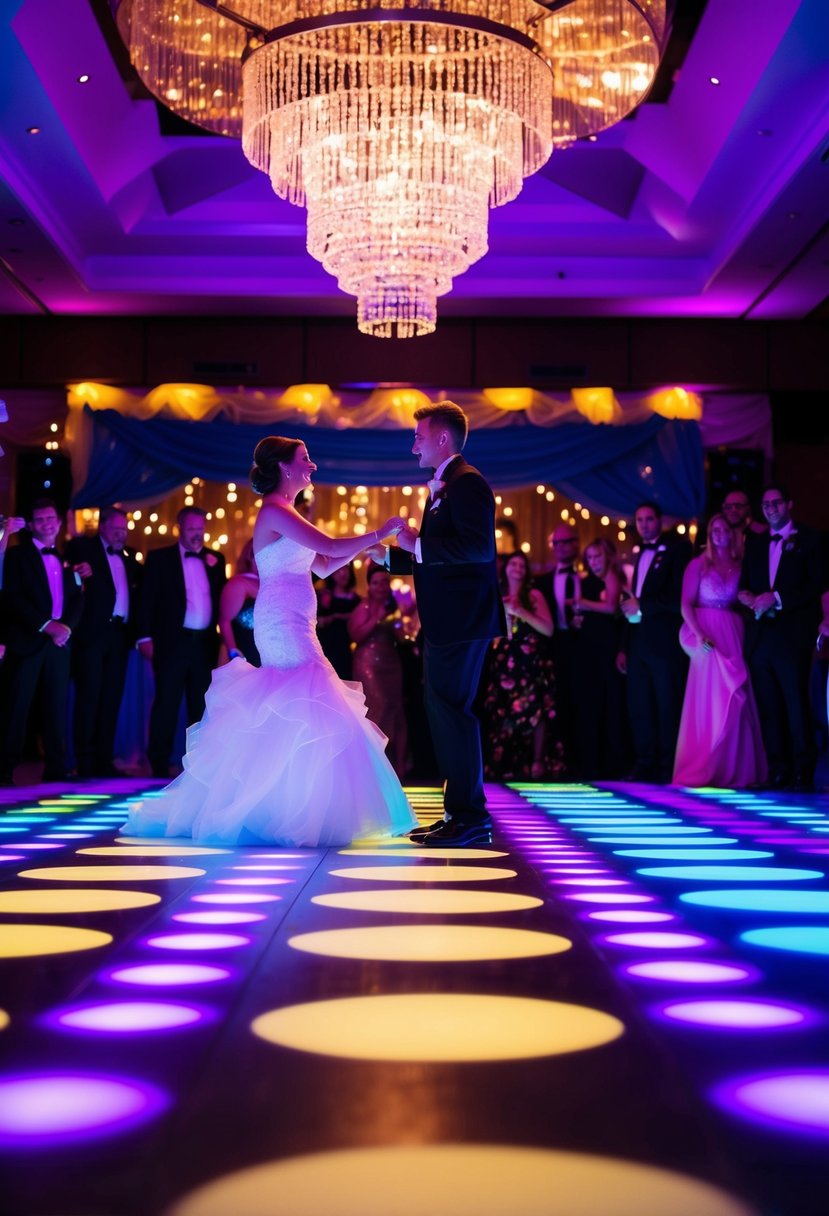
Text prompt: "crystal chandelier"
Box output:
[[112, 1, 667, 337]]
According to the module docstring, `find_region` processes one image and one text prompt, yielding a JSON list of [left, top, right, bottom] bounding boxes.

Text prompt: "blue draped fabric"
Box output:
[[74, 406, 705, 518]]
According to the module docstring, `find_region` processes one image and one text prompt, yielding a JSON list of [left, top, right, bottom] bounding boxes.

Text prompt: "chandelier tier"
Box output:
[[113, 0, 667, 337]]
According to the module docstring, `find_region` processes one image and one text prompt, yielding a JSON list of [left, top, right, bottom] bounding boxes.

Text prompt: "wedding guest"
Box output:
[[348, 563, 409, 777], [722, 488, 767, 543], [537, 523, 582, 777], [482, 550, 559, 781], [573, 538, 629, 779], [0, 513, 25, 665], [619, 501, 692, 782], [137, 506, 226, 778], [0, 499, 82, 784], [316, 562, 360, 679], [738, 483, 824, 791], [218, 538, 260, 666], [65, 507, 143, 778], [673, 515, 766, 788]]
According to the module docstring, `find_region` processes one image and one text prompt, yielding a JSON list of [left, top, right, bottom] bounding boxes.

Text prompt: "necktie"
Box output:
[[185, 550, 204, 559], [40, 547, 59, 557], [559, 565, 575, 626], [106, 545, 122, 555], [769, 533, 783, 542]]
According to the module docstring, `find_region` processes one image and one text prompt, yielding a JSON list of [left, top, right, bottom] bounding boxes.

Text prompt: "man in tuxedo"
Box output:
[[722, 488, 767, 544], [618, 500, 692, 782], [373, 402, 504, 847], [738, 483, 824, 791], [537, 523, 582, 777], [65, 507, 143, 778], [136, 506, 225, 778], [0, 498, 83, 784]]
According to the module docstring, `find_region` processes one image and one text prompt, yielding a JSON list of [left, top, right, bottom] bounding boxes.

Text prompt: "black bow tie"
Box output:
[[639, 542, 659, 551], [558, 565, 575, 574], [40, 546, 60, 557], [769, 533, 783, 542], [106, 545, 122, 556], [184, 550, 204, 559]]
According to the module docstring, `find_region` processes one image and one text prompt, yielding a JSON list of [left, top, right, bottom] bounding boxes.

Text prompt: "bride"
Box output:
[[124, 437, 417, 846]]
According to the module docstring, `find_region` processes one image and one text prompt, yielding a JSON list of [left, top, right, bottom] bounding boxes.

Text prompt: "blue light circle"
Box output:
[[636, 865, 824, 883], [614, 849, 773, 862], [741, 927, 829, 956], [681, 890, 829, 914]]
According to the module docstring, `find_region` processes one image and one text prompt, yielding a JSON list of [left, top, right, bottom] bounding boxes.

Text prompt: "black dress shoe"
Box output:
[[420, 819, 492, 848], [408, 820, 446, 843]]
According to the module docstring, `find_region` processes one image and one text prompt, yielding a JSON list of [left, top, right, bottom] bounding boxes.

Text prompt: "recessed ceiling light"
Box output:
[[709, 76, 721, 86], [77, 74, 90, 84], [757, 129, 773, 137], [26, 126, 41, 134], [588, 135, 598, 142], [787, 211, 800, 220]]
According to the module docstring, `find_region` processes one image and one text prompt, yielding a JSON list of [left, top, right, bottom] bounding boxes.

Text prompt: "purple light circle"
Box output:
[[145, 932, 250, 951], [214, 877, 291, 887], [107, 963, 232, 987], [657, 998, 812, 1031], [192, 892, 281, 905], [624, 960, 754, 984], [554, 877, 629, 887], [602, 931, 708, 950], [173, 910, 266, 925], [565, 892, 655, 904], [0, 1074, 168, 1147], [713, 1070, 829, 1137], [51, 1001, 209, 1033], [586, 910, 675, 924]]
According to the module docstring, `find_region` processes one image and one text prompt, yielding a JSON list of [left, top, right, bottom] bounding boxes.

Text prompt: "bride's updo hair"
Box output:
[[250, 436, 302, 496]]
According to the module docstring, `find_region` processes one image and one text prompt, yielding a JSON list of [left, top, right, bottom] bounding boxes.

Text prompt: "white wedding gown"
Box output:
[[124, 536, 416, 846]]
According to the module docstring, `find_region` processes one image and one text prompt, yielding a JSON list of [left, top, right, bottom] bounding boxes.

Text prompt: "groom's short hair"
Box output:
[[413, 401, 468, 450]]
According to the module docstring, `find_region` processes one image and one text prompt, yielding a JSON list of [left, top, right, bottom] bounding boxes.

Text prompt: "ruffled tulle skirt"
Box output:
[[124, 657, 417, 846]]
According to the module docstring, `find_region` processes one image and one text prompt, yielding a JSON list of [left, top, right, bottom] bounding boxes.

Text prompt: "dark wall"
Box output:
[[1, 316, 828, 392]]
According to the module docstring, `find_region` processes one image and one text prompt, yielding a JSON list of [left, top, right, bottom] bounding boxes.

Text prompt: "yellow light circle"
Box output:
[[337, 848, 508, 860], [0, 889, 162, 914], [287, 925, 571, 962], [312, 890, 542, 915], [77, 846, 230, 857], [0, 1009, 9, 1030], [0, 924, 113, 958], [169, 1144, 754, 1216], [329, 865, 516, 884], [251, 994, 623, 1063], [18, 866, 206, 882]]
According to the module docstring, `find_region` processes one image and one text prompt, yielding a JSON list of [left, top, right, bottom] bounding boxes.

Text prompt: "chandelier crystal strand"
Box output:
[[243, 10, 552, 336]]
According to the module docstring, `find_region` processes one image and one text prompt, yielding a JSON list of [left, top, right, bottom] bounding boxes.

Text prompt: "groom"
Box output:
[[371, 402, 505, 846]]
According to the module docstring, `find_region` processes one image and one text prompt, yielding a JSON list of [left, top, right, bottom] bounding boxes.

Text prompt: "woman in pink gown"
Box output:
[[673, 514, 767, 787]]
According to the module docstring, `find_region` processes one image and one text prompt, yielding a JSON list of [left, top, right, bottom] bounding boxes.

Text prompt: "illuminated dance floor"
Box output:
[[1, 778, 828, 1214]]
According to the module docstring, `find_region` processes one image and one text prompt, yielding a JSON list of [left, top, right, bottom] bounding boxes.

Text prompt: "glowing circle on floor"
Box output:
[[0, 1074, 168, 1146], [0, 889, 161, 914], [108, 963, 231, 987], [77, 846, 230, 857], [17, 865, 206, 882], [638, 864, 825, 883], [329, 865, 517, 883], [741, 927, 829, 956], [680, 889, 829, 914], [658, 999, 811, 1030], [146, 932, 250, 951], [602, 932, 708, 950], [615, 849, 773, 861], [0, 1009, 9, 1030], [337, 848, 508, 860], [589, 836, 738, 846], [0, 925, 113, 958], [587, 910, 675, 924], [252, 994, 621, 1061], [624, 961, 753, 984], [566, 892, 654, 904], [214, 877, 292, 886], [312, 889, 542, 914], [53, 1001, 207, 1033], [168, 1143, 755, 1216], [174, 910, 266, 925], [287, 925, 572, 962], [714, 1071, 829, 1137], [192, 892, 281, 905]]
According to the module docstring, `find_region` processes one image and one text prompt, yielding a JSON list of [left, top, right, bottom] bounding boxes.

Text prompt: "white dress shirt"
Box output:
[[102, 537, 130, 620], [181, 545, 212, 630], [34, 537, 63, 621]]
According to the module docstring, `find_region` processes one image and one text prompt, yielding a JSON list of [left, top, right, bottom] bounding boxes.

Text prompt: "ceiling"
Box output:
[[1, 0, 828, 325]]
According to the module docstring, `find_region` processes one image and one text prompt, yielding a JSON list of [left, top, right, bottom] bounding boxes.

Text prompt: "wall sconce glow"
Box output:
[[278, 384, 333, 415], [107, 963, 232, 987], [0, 1074, 169, 1146], [624, 961, 754, 984], [571, 387, 620, 424], [647, 387, 703, 420], [657, 999, 813, 1031], [713, 1071, 829, 1137], [483, 388, 534, 413], [740, 927, 829, 956], [51, 1001, 208, 1034], [681, 889, 829, 914]]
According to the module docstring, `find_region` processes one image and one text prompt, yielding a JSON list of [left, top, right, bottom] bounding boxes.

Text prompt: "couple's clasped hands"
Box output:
[[365, 516, 419, 562]]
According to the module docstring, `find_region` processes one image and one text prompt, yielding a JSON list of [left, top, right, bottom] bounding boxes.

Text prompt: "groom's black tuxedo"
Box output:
[[739, 523, 823, 783], [390, 455, 505, 820]]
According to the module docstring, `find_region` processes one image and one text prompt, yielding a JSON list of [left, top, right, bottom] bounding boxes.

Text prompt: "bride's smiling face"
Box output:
[[281, 444, 317, 491]]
